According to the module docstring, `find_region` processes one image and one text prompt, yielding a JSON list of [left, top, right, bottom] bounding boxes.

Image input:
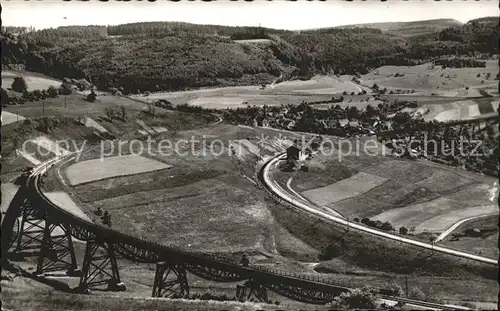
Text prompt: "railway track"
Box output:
[[3, 117, 493, 307], [4, 154, 351, 304]]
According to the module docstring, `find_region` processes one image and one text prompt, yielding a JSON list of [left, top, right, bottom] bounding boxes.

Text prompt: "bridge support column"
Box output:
[[78, 240, 126, 293], [15, 199, 47, 254], [236, 278, 268, 303], [152, 262, 189, 298], [35, 222, 80, 276]]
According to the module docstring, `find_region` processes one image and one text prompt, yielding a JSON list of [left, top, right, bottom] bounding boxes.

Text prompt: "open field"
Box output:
[[421, 98, 498, 122], [85, 174, 274, 253], [303, 172, 388, 207], [361, 60, 498, 97], [2, 70, 61, 92], [131, 75, 365, 108], [273, 76, 367, 94], [65, 155, 172, 186]]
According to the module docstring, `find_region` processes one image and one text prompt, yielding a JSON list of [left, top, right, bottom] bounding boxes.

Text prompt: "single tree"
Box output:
[[12, 77, 28, 93]]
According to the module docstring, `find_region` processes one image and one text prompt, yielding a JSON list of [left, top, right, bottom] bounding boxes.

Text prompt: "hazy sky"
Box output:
[[2, 0, 497, 30]]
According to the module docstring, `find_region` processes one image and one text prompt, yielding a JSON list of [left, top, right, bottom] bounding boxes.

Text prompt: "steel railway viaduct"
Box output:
[[2, 115, 498, 306]]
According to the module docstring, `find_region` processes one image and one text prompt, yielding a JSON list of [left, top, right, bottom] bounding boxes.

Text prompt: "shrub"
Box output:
[[59, 83, 73, 95], [389, 284, 404, 297], [32, 89, 43, 101], [330, 286, 378, 310], [353, 217, 360, 222], [381, 221, 394, 231], [22, 90, 34, 102], [319, 242, 343, 260], [47, 85, 59, 97], [76, 78, 92, 91], [86, 90, 97, 102], [399, 226, 408, 235], [40, 89, 48, 99], [409, 287, 426, 300]]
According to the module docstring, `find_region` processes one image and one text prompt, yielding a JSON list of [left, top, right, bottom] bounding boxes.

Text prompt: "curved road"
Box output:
[[262, 153, 497, 266]]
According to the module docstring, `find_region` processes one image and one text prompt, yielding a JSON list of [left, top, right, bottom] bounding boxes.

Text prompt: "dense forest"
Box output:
[[1, 17, 498, 93]]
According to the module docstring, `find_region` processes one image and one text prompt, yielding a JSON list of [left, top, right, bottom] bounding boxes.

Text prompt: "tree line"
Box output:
[[1, 17, 497, 94]]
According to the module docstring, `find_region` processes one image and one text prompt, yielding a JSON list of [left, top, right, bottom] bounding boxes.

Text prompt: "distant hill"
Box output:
[[335, 19, 462, 37], [1, 17, 497, 94]]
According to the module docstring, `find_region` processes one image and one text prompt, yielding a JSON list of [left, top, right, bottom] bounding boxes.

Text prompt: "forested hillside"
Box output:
[[335, 18, 462, 37], [1, 17, 497, 93]]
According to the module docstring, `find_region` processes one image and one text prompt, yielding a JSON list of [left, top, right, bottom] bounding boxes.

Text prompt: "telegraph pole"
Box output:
[[42, 101, 45, 117]]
